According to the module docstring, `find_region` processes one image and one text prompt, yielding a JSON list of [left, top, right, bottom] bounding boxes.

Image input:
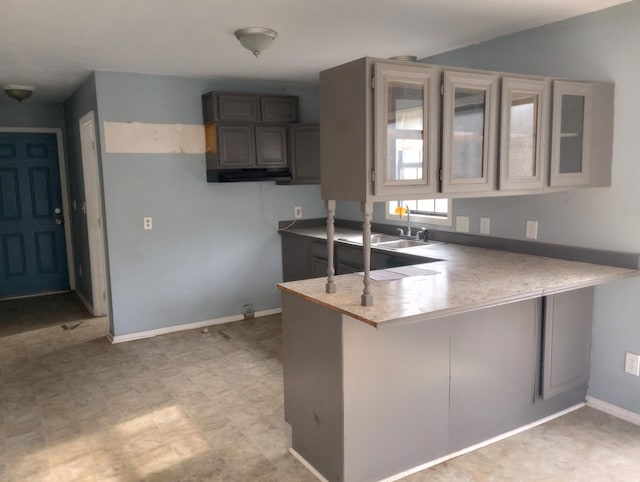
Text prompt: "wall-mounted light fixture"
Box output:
[[234, 27, 278, 58], [3, 84, 35, 102]]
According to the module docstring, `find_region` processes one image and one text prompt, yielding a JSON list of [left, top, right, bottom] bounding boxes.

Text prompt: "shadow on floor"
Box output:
[[0, 291, 94, 337]]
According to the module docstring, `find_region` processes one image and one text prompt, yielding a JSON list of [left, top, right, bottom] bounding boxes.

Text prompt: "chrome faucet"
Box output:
[[405, 204, 412, 238]]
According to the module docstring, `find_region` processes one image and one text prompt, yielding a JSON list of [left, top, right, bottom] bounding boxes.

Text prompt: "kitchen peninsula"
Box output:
[[278, 227, 639, 482]]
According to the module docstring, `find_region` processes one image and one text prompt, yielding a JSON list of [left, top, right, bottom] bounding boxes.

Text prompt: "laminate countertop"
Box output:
[[277, 227, 639, 328]]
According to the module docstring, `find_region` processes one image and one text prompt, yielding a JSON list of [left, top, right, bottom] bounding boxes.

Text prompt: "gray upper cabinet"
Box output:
[[319, 57, 614, 201], [499, 77, 549, 192], [255, 125, 288, 167], [549, 81, 592, 187], [261, 96, 299, 123], [202, 92, 298, 123], [441, 71, 499, 194], [373, 63, 439, 197], [203, 93, 260, 123], [217, 124, 256, 168], [209, 124, 287, 169], [289, 124, 320, 184]]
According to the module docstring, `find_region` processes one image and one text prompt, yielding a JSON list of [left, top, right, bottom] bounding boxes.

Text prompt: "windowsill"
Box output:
[[385, 212, 452, 227]]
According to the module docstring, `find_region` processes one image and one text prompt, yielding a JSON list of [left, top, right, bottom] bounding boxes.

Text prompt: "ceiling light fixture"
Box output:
[[234, 27, 278, 58], [3, 84, 35, 102]]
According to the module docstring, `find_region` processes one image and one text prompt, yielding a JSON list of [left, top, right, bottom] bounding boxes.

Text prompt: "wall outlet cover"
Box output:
[[526, 220, 538, 240], [456, 216, 470, 233], [144, 217, 153, 230], [480, 217, 491, 235], [625, 351, 640, 376], [242, 303, 255, 319], [294, 206, 302, 219]]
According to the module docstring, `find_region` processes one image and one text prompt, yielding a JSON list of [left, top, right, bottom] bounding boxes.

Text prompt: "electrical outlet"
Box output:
[[242, 303, 255, 320], [526, 220, 538, 240], [144, 217, 153, 230], [480, 217, 491, 235], [625, 352, 640, 376], [456, 216, 469, 233], [294, 206, 302, 219]]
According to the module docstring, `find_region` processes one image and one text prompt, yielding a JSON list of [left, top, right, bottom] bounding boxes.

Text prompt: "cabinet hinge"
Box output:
[[440, 84, 444, 96], [439, 169, 443, 181], [371, 170, 376, 184], [371, 75, 375, 90]]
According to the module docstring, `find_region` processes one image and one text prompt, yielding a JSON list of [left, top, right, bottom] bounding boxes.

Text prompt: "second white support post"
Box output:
[[361, 201, 373, 306]]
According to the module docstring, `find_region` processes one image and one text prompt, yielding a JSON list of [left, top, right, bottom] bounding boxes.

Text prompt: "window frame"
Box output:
[[385, 198, 453, 227]]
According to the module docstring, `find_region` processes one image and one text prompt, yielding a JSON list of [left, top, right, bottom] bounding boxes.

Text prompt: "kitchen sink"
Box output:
[[373, 239, 427, 249], [369, 233, 398, 244]]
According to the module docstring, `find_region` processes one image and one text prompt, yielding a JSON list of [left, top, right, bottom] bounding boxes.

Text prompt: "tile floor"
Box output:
[[1, 293, 640, 481]]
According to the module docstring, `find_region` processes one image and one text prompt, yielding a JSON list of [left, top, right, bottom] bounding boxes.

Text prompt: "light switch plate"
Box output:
[[480, 217, 491, 235], [526, 220, 538, 240], [456, 216, 470, 233]]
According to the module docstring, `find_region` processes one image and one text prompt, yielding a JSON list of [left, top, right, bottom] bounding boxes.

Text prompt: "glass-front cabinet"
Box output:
[[549, 81, 592, 187], [441, 71, 499, 194], [499, 77, 549, 192], [373, 63, 439, 197]]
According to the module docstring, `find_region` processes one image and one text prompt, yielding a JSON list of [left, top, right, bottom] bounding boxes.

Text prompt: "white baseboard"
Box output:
[[109, 307, 282, 344], [289, 448, 329, 482], [586, 396, 640, 426], [380, 403, 585, 482]]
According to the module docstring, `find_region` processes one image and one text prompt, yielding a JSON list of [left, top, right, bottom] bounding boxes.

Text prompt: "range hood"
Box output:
[[206, 167, 291, 183]]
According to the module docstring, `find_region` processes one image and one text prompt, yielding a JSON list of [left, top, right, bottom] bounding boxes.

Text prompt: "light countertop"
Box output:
[[277, 227, 639, 328]]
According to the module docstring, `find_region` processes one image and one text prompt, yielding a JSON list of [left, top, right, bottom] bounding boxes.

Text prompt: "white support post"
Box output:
[[361, 201, 373, 306], [325, 199, 337, 294]]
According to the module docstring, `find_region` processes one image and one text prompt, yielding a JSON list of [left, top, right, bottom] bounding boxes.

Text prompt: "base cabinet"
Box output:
[[283, 287, 593, 482], [541, 287, 593, 399]]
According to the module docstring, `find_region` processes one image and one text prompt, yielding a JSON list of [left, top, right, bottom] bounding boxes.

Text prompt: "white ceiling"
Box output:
[[0, 0, 631, 103]]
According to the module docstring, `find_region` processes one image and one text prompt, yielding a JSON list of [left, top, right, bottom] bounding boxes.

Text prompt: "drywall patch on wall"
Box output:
[[104, 121, 205, 154]]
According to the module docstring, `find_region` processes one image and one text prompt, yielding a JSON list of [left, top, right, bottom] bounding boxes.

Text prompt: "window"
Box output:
[[386, 198, 452, 226]]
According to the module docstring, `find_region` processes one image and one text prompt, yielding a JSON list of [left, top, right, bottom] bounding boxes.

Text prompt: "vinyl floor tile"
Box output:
[[2, 292, 640, 482]]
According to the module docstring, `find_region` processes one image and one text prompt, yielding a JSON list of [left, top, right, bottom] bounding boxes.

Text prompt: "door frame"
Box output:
[[0, 127, 76, 292], [79, 111, 108, 316]]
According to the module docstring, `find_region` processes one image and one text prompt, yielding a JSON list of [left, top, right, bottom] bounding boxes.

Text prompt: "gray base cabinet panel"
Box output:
[[542, 287, 593, 399], [282, 293, 344, 482], [342, 315, 450, 482], [449, 300, 539, 449], [282, 289, 593, 482]]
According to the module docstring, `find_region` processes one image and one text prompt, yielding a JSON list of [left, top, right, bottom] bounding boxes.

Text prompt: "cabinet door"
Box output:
[[499, 77, 549, 192], [289, 124, 320, 184], [261, 96, 299, 123], [541, 287, 593, 399], [217, 94, 260, 122], [256, 126, 288, 167], [373, 63, 439, 197], [218, 125, 256, 168], [311, 257, 329, 278], [441, 71, 499, 194], [281, 235, 312, 281], [549, 81, 592, 187]]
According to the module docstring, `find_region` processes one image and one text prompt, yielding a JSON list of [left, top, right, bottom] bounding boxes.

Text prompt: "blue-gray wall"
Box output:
[[63, 74, 104, 320], [0, 102, 65, 129], [394, 1, 640, 414], [92, 71, 325, 336]]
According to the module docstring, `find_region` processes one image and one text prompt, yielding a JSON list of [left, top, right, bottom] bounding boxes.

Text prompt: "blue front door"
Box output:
[[0, 132, 69, 298]]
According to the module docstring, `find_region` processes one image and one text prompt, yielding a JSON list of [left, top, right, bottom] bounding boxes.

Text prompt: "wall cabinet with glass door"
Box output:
[[372, 63, 439, 198], [320, 57, 440, 203], [441, 71, 499, 194], [499, 77, 549, 193]]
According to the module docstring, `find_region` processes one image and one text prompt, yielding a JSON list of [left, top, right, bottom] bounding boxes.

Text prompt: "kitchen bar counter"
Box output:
[[278, 226, 638, 328]]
